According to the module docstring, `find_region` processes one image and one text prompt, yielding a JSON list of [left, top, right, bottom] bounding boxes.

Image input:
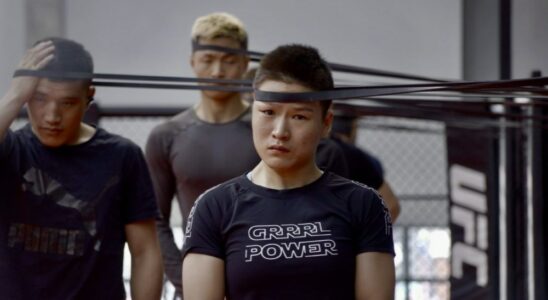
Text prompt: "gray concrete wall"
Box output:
[[512, 0, 548, 78], [0, 1, 462, 107], [25, 0, 65, 47], [462, 0, 501, 80], [63, 0, 462, 108], [0, 1, 25, 94]]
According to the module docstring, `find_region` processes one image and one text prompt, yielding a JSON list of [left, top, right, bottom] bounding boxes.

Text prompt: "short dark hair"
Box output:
[[254, 44, 333, 116], [35, 37, 94, 82]]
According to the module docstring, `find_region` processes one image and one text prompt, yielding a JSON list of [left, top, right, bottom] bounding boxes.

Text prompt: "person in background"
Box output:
[[330, 112, 401, 221], [0, 37, 163, 300], [145, 12, 259, 297]]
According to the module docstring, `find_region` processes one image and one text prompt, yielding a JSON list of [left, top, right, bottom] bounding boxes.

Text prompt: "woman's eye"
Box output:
[[261, 110, 274, 116]]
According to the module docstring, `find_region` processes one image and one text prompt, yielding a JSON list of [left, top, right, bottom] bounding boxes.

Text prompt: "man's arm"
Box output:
[[125, 219, 164, 300], [355, 252, 395, 300], [377, 181, 401, 222], [0, 41, 54, 141], [182, 253, 225, 300], [144, 131, 183, 292]]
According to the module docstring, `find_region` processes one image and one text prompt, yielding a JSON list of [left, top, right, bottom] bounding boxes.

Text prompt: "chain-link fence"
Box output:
[[358, 117, 449, 300]]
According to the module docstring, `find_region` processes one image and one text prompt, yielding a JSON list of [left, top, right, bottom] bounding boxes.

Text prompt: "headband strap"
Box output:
[[254, 77, 548, 102], [12, 69, 548, 102], [192, 40, 248, 55], [13, 69, 93, 80]]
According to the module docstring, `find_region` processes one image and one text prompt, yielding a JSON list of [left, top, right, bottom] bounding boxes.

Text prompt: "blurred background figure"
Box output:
[[330, 111, 401, 222]]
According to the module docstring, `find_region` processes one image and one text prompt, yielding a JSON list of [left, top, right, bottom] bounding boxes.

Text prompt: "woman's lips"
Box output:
[[268, 145, 290, 153]]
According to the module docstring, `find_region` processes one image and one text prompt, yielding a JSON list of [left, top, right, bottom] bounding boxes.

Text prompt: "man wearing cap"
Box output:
[[0, 38, 163, 299]]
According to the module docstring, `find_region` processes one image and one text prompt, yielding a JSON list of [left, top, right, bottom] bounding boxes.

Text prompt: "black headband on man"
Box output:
[[191, 40, 265, 61], [13, 69, 93, 80]]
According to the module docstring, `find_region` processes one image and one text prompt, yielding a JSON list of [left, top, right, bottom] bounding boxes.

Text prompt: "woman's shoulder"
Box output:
[[324, 172, 382, 203], [326, 172, 377, 191], [196, 175, 250, 204]]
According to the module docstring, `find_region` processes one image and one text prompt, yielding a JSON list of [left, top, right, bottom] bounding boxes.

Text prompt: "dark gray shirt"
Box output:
[[145, 108, 260, 293]]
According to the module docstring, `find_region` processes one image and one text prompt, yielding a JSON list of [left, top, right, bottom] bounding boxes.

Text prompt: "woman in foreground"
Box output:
[[182, 44, 395, 300]]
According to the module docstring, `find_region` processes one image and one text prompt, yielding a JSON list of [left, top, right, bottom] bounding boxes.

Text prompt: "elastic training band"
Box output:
[[14, 69, 252, 86], [190, 42, 452, 82], [13, 69, 93, 80], [92, 81, 252, 93], [254, 76, 548, 102], [13, 69, 548, 101]]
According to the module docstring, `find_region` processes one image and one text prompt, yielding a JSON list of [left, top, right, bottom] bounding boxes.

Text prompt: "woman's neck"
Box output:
[[250, 161, 323, 190]]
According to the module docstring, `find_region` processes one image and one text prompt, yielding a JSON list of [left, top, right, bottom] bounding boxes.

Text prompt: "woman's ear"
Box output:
[[322, 109, 334, 138]]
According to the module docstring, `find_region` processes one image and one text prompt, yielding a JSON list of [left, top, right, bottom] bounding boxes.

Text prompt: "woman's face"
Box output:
[[252, 80, 332, 173]]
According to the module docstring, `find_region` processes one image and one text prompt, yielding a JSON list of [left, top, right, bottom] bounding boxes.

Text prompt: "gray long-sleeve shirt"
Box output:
[[145, 108, 260, 295]]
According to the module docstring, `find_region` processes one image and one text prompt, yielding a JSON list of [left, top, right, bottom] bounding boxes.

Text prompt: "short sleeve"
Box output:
[[316, 138, 350, 177], [353, 188, 395, 255], [354, 150, 384, 189], [367, 152, 384, 177], [181, 191, 224, 260], [0, 130, 15, 160], [121, 144, 159, 224]]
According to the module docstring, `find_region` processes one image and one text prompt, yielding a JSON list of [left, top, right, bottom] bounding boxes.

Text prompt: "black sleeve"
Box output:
[[352, 186, 395, 255], [181, 190, 225, 260], [352, 150, 384, 189], [316, 138, 350, 177], [121, 144, 159, 224], [0, 129, 15, 160]]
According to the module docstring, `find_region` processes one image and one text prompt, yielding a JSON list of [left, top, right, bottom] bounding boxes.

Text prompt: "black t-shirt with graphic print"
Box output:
[[182, 172, 394, 300], [0, 125, 158, 300]]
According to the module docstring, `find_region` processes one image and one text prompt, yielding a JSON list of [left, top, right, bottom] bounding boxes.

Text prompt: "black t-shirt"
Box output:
[[0, 125, 158, 300], [330, 136, 384, 189], [316, 138, 350, 177], [182, 172, 394, 300]]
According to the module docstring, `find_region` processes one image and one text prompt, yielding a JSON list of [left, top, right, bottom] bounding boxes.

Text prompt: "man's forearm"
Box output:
[[130, 247, 164, 300], [157, 219, 183, 292], [378, 182, 401, 222]]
